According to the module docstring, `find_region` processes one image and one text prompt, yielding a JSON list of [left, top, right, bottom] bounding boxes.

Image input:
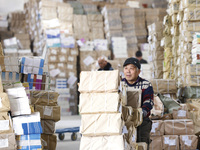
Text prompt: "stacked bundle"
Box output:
[[87, 14, 104, 40], [79, 71, 131, 149], [0, 75, 16, 149], [30, 91, 60, 150], [20, 57, 49, 91], [82, 3, 99, 14], [102, 5, 122, 42], [161, 15, 174, 80], [73, 15, 90, 40], [13, 112, 43, 150], [68, 1, 84, 15], [148, 22, 164, 79], [24, 0, 45, 55], [0, 13, 8, 31], [0, 55, 19, 72], [111, 37, 127, 58], [145, 8, 167, 26], [121, 7, 138, 57]]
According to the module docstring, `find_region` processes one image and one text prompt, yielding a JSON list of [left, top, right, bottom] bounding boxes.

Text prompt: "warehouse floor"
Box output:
[[56, 115, 81, 150]]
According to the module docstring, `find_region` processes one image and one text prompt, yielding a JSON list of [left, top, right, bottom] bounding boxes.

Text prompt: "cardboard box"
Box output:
[[30, 91, 59, 106], [162, 135, 179, 150], [0, 133, 16, 150], [0, 93, 10, 112], [35, 105, 60, 122], [149, 79, 177, 94], [78, 70, 119, 93], [164, 119, 194, 135], [80, 113, 123, 136], [79, 93, 120, 114], [172, 109, 190, 119], [80, 135, 124, 150], [124, 124, 137, 145], [0, 112, 13, 134], [41, 134, 57, 150], [150, 136, 162, 150], [151, 120, 164, 136], [180, 135, 198, 150], [41, 120, 55, 134]]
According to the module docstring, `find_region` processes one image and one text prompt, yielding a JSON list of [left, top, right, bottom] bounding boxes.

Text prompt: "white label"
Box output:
[[50, 56, 56, 61], [44, 106, 52, 116], [151, 122, 159, 133], [177, 110, 186, 117], [61, 48, 67, 54], [0, 98, 2, 108], [68, 56, 74, 61], [67, 64, 73, 70], [83, 56, 94, 66], [0, 120, 9, 131], [59, 56, 66, 62], [51, 49, 57, 55], [164, 137, 170, 144], [0, 139, 8, 148], [50, 69, 60, 77], [185, 139, 192, 146], [71, 50, 77, 55], [67, 75, 77, 85], [169, 139, 176, 146]]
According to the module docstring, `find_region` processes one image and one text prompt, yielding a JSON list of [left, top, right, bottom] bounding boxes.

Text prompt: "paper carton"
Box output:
[[41, 134, 57, 150], [150, 136, 162, 150], [162, 135, 179, 150]]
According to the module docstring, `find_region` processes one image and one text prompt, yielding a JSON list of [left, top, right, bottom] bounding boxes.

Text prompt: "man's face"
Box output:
[[98, 59, 107, 69], [123, 64, 140, 83]]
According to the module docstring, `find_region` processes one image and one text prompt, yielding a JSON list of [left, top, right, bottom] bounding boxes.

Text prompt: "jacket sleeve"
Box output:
[[142, 82, 154, 116]]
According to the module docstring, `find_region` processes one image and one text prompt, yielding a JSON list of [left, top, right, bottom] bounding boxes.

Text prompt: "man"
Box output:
[[98, 57, 113, 71], [135, 50, 148, 64], [121, 57, 154, 149]]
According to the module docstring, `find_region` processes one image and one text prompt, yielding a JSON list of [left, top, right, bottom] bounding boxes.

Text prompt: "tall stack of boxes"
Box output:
[[148, 22, 164, 79], [102, 5, 122, 42], [121, 7, 138, 57], [30, 91, 60, 150], [0, 75, 16, 149]]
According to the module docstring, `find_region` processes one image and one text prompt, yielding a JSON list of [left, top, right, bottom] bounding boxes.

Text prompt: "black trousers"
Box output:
[[137, 117, 152, 150]]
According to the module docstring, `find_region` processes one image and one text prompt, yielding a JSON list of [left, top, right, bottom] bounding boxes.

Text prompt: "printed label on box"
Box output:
[[83, 56, 94, 66], [0, 120, 9, 131], [177, 110, 186, 117], [44, 106, 53, 116]]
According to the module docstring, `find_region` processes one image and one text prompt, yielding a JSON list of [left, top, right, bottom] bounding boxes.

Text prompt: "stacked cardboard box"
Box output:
[[161, 15, 174, 80], [148, 22, 164, 79], [0, 75, 16, 149], [102, 5, 122, 42], [30, 91, 60, 150], [111, 37, 127, 58], [150, 104, 198, 149], [121, 7, 139, 56], [79, 70, 141, 150], [87, 14, 104, 40]]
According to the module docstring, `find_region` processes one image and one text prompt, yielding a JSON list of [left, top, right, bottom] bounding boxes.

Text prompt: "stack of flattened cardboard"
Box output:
[[0, 78, 16, 150], [148, 22, 164, 79], [102, 5, 122, 43], [30, 91, 60, 150], [121, 7, 139, 57], [79, 70, 142, 150]]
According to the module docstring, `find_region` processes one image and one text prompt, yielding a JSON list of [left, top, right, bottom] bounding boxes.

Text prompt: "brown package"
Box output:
[[149, 136, 162, 150], [124, 124, 137, 145], [0, 133, 16, 150], [172, 109, 190, 119], [164, 119, 194, 135], [35, 105, 60, 122], [41, 134, 57, 150], [149, 79, 177, 94], [0, 93, 10, 112], [30, 91, 59, 106], [150, 120, 164, 136], [0, 112, 13, 134], [126, 89, 142, 108], [162, 135, 179, 150], [78, 70, 119, 93], [151, 95, 164, 117], [41, 120, 55, 134], [137, 142, 147, 150], [80, 113, 123, 136], [180, 135, 198, 150]]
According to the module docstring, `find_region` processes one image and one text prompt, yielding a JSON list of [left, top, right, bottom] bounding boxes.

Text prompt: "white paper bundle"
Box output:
[[12, 112, 42, 135]]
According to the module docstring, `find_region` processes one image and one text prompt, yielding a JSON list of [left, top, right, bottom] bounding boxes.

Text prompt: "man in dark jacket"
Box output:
[[121, 57, 154, 150], [98, 57, 113, 71], [136, 50, 148, 64]]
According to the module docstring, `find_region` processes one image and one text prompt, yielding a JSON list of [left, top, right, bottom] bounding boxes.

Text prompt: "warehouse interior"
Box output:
[[0, 0, 200, 149]]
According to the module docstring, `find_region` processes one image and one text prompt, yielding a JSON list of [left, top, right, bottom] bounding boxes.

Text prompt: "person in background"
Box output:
[[98, 56, 113, 71], [135, 50, 148, 64], [121, 57, 154, 150]]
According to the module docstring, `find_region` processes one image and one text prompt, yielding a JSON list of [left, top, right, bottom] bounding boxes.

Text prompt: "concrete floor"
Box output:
[[56, 115, 81, 150]]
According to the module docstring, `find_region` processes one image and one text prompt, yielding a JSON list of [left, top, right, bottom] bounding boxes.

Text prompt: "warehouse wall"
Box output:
[[0, 0, 28, 14]]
